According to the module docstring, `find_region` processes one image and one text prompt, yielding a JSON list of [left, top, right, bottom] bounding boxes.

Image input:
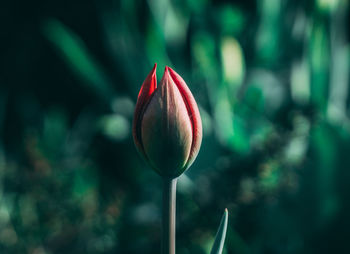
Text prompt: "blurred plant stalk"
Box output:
[[162, 178, 177, 254]]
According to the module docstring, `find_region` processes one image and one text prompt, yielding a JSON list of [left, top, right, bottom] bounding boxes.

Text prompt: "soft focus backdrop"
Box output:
[[1, 0, 350, 253]]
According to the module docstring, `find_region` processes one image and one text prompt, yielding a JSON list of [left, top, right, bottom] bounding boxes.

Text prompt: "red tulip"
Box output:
[[133, 64, 202, 178]]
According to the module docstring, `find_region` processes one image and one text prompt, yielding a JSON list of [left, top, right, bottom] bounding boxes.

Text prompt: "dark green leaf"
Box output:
[[210, 209, 228, 254]]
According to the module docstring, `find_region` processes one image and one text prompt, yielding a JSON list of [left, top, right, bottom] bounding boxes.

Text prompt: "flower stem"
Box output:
[[162, 177, 177, 254]]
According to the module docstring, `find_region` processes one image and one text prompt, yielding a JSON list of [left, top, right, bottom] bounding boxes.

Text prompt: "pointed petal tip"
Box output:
[[161, 66, 172, 85], [133, 64, 159, 157], [137, 65, 157, 98], [166, 66, 176, 75], [164, 66, 170, 74], [151, 63, 157, 76]]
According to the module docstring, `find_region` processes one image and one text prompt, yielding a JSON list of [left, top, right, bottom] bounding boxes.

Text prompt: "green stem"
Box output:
[[162, 177, 177, 254]]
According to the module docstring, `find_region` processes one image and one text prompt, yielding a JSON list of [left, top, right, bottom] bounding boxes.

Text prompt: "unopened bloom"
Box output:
[[133, 64, 202, 178]]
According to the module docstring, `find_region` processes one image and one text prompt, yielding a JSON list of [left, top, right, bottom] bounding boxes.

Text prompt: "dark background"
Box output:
[[1, 0, 350, 253]]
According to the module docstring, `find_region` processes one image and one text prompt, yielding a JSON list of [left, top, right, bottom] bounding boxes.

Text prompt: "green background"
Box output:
[[1, 0, 350, 253]]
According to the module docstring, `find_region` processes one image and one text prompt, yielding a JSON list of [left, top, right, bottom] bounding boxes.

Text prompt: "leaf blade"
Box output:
[[210, 209, 228, 254]]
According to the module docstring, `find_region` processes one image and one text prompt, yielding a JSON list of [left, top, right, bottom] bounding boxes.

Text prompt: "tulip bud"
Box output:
[[133, 64, 202, 178]]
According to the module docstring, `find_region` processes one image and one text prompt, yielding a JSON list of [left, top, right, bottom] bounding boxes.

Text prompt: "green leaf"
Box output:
[[210, 209, 228, 254], [42, 19, 115, 102]]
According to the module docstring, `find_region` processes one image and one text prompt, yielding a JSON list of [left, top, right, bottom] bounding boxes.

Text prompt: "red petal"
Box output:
[[166, 66, 202, 169], [133, 63, 157, 153]]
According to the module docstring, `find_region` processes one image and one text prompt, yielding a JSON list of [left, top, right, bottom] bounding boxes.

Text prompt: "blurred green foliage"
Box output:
[[1, 0, 350, 253]]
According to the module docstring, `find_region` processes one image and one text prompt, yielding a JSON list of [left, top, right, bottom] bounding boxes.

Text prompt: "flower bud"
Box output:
[[133, 64, 202, 178]]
